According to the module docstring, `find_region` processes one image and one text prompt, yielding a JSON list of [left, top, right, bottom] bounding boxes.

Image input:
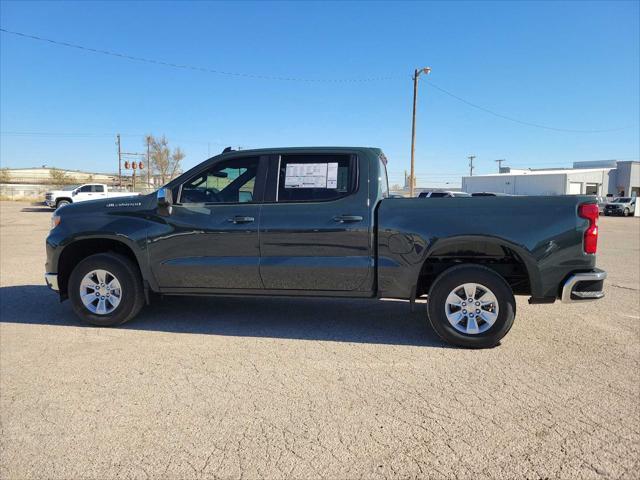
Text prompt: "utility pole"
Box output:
[[116, 134, 122, 187], [468, 155, 476, 177], [495, 159, 505, 173], [409, 66, 431, 197], [146, 137, 151, 188]]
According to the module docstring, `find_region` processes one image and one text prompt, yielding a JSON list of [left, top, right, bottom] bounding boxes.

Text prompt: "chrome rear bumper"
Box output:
[[561, 270, 607, 303]]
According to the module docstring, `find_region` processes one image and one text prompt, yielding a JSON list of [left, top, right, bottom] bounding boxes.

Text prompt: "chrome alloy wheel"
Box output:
[[444, 283, 499, 335], [79, 269, 122, 315]]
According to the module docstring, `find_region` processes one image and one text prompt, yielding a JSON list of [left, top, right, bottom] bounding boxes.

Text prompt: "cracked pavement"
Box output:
[[1, 201, 638, 479]]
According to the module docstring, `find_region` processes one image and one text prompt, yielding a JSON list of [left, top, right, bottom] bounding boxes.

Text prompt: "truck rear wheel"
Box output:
[[68, 253, 145, 327], [427, 265, 516, 348]]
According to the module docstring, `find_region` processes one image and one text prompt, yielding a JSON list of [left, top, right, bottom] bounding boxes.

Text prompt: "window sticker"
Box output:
[[284, 162, 338, 189]]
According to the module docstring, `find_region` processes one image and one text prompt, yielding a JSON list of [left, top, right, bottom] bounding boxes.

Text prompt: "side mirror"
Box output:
[[157, 188, 173, 215], [72, 190, 77, 196]]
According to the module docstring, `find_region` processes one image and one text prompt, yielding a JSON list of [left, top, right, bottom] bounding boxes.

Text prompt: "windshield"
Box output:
[[613, 197, 632, 203], [62, 185, 80, 191]]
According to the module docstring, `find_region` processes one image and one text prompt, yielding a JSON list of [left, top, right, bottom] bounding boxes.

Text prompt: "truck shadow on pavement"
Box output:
[[20, 207, 53, 213], [0, 285, 447, 347]]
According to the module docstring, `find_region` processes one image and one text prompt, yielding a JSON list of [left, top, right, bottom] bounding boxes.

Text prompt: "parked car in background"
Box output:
[[595, 196, 608, 213], [470, 192, 512, 197], [418, 191, 471, 198], [45, 183, 138, 209], [45, 146, 606, 349], [603, 197, 636, 217]]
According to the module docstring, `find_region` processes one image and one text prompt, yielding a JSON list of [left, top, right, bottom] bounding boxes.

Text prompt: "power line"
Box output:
[[1, 27, 633, 133], [0, 130, 235, 147], [425, 81, 630, 133], [0, 28, 398, 83], [0, 130, 129, 137]]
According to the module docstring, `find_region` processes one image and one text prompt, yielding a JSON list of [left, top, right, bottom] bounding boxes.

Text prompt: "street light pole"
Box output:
[[409, 67, 431, 198]]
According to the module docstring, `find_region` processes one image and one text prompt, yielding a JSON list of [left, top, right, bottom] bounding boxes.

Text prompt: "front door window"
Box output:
[[180, 157, 258, 204]]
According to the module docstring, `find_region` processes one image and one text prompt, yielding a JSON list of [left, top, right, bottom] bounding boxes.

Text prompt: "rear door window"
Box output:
[[276, 154, 355, 202]]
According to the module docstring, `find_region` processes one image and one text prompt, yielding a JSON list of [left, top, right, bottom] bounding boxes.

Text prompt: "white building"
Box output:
[[1, 167, 117, 185], [462, 160, 639, 197]]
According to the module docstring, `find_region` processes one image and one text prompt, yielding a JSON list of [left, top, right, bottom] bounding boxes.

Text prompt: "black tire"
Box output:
[[624, 208, 630, 217], [56, 199, 71, 209], [427, 264, 516, 348], [68, 253, 145, 327]]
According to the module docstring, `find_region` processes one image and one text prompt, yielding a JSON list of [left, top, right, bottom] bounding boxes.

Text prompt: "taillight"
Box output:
[[579, 203, 599, 254]]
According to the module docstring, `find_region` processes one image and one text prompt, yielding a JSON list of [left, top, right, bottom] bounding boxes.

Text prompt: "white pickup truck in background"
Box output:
[[45, 183, 138, 209]]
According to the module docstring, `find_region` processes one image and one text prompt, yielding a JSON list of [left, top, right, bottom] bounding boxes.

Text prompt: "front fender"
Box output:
[[46, 207, 157, 293]]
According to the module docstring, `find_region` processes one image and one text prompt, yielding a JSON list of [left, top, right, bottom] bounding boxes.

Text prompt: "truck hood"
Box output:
[[57, 193, 156, 214]]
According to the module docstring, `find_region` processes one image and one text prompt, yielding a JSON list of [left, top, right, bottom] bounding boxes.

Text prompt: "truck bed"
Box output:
[[376, 195, 597, 300]]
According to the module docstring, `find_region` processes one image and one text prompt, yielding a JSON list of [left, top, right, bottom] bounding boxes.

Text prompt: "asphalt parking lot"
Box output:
[[0, 200, 638, 479]]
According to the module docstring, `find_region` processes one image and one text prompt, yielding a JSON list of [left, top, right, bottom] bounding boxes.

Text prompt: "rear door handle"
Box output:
[[333, 215, 363, 223], [228, 216, 255, 224]]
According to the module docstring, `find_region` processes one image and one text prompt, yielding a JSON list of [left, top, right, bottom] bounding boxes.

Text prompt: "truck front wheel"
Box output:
[[68, 253, 145, 327], [427, 265, 516, 348], [56, 199, 71, 209]]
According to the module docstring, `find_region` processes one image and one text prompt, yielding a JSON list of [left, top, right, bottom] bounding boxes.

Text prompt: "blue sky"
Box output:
[[1, 0, 638, 187]]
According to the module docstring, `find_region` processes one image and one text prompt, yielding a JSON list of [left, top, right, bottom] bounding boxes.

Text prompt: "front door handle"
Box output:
[[228, 216, 255, 224], [333, 215, 363, 223]]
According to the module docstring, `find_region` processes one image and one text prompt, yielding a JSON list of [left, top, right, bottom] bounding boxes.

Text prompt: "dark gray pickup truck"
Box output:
[[45, 147, 606, 348]]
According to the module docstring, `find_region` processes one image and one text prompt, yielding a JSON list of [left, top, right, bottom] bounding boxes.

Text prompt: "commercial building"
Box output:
[[461, 160, 639, 197]]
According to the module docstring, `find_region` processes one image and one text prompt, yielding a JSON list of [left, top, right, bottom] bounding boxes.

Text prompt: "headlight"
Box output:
[[51, 214, 61, 229]]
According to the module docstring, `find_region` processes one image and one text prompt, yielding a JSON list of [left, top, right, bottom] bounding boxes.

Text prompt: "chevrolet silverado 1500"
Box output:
[[45, 147, 606, 348]]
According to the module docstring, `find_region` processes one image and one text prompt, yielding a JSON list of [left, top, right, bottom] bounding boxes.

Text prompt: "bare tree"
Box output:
[[148, 135, 185, 185], [0, 168, 10, 184], [49, 168, 73, 186]]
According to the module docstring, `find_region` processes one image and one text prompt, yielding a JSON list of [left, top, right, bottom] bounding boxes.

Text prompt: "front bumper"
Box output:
[[45, 273, 59, 291], [561, 269, 607, 303], [604, 208, 623, 215], [45, 200, 56, 208]]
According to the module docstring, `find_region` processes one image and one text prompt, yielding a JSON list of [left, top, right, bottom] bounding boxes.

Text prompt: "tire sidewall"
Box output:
[[68, 253, 140, 327], [56, 200, 70, 209], [427, 265, 516, 348]]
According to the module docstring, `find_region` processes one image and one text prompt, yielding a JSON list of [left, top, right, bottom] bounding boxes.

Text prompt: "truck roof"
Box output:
[[217, 146, 382, 157]]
